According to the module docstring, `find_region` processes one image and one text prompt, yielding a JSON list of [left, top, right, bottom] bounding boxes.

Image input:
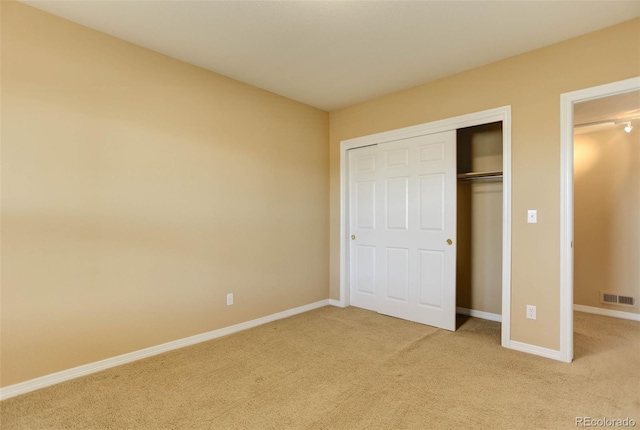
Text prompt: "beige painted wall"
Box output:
[[574, 126, 639, 314], [456, 124, 503, 315], [1, 3, 329, 387], [330, 18, 640, 350]]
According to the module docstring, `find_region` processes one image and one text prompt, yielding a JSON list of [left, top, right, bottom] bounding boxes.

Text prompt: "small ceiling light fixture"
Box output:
[[624, 122, 633, 133]]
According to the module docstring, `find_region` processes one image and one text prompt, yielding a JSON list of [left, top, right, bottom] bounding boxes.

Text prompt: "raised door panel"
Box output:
[[418, 250, 444, 309], [419, 174, 445, 231], [385, 177, 409, 231], [355, 245, 376, 295], [385, 247, 409, 302], [356, 181, 376, 230]]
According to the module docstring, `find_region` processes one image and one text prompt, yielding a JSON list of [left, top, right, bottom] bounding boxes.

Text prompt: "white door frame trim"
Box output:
[[559, 77, 640, 363], [339, 106, 512, 348]]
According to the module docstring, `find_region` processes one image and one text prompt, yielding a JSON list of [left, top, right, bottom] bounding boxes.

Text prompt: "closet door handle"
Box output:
[[351, 235, 356, 240], [446, 239, 453, 245]]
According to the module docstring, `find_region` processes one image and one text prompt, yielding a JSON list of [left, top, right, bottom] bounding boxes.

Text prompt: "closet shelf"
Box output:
[[457, 170, 503, 181]]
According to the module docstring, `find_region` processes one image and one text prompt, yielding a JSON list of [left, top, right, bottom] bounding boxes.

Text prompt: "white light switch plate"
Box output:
[[527, 210, 537, 224]]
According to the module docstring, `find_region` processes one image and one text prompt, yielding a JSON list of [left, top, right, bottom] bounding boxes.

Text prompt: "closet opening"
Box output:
[[455, 122, 504, 335], [340, 106, 512, 350]]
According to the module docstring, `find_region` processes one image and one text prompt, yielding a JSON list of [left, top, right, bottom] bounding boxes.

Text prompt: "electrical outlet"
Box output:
[[226, 293, 234, 306], [526, 305, 536, 320]]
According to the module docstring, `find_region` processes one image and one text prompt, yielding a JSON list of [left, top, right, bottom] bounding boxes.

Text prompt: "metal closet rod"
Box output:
[[457, 170, 503, 181]]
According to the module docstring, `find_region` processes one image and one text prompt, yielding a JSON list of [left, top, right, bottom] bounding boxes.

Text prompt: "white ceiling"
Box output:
[[574, 91, 640, 126], [574, 90, 640, 134], [20, 1, 640, 111]]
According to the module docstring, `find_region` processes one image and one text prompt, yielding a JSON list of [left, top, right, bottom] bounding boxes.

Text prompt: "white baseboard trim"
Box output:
[[574, 304, 640, 322], [508, 340, 563, 361], [329, 299, 346, 308], [456, 307, 502, 322], [0, 299, 330, 401]]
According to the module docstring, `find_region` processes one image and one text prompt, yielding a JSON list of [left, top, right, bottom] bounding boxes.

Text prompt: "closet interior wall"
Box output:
[[456, 122, 503, 318]]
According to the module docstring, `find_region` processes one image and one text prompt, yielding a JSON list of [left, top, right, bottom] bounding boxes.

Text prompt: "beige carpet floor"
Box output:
[[1, 307, 639, 429]]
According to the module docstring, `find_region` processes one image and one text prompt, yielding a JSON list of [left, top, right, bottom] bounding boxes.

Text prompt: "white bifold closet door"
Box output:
[[349, 131, 457, 331]]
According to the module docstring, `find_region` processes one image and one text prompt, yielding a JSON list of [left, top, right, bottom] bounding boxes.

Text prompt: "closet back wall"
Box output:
[[1, 2, 329, 387], [456, 124, 503, 316]]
